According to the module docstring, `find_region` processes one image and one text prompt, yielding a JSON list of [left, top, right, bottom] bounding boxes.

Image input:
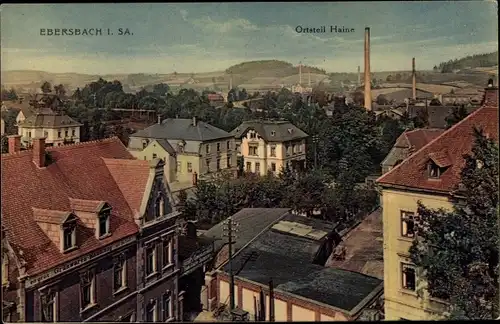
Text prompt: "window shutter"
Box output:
[[402, 220, 408, 236]]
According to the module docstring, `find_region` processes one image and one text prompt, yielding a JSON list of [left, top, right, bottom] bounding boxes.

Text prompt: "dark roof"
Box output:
[[154, 139, 176, 156], [222, 213, 382, 313], [131, 118, 232, 142], [202, 208, 290, 252], [377, 89, 498, 193], [0, 138, 154, 276], [17, 112, 82, 128], [231, 120, 309, 142], [407, 105, 479, 129]]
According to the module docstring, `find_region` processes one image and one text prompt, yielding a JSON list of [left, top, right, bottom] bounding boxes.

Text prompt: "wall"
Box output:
[[216, 275, 349, 322], [176, 154, 200, 184], [24, 246, 137, 322], [382, 188, 451, 320], [198, 137, 236, 176], [133, 142, 177, 184], [17, 126, 81, 146]]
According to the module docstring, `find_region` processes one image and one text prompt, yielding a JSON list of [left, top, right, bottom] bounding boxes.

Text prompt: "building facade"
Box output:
[[376, 84, 498, 320], [231, 120, 308, 176], [1, 136, 183, 322], [128, 117, 237, 186]]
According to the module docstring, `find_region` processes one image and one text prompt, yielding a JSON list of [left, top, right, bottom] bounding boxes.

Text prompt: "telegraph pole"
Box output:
[[312, 135, 319, 169], [222, 216, 239, 314]]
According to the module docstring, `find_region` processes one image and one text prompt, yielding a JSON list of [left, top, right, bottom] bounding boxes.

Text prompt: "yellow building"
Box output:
[[376, 87, 498, 321], [231, 120, 308, 176], [128, 117, 237, 187], [16, 110, 82, 147]]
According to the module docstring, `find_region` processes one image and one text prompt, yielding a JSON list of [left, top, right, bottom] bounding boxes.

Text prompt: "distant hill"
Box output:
[[435, 51, 498, 73]]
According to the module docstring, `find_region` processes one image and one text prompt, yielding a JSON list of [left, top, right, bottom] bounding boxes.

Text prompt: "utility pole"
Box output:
[[312, 135, 319, 169], [222, 216, 239, 315]]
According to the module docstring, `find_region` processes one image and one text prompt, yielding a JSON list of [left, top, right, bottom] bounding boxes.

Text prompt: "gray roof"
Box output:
[[131, 118, 232, 142], [17, 112, 82, 128], [222, 213, 382, 313], [407, 105, 479, 129], [154, 138, 176, 156], [202, 208, 290, 252], [231, 120, 309, 142]]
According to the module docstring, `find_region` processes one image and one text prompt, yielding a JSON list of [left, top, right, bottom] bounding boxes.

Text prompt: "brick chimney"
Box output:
[[192, 171, 198, 186], [412, 58, 417, 100], [482, 78, 498, 107], [32, 137, 46, 168], [364, 27, 372, 111], [7, 135, 21, 153]]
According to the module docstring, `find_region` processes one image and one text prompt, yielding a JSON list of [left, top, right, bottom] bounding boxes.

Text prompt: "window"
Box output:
[[28, 131, 32, 138], [144, 156, 146, 160], [57, 131, 61, 138], [146, 300, 157, 322], [113, 254, 127, 292], [401, 211, 415, 238], [155, 196, 164, 218], [271, 163, 276, 172], [98, 210, 110, 238], [246, 162, 251, 171], [428, 162, 440, 179], [216, 159, 221, 171], [142, 142, 148, 149], [217, 143, 220, 152], [176, 161, 181, 172], [152, 153, 157, 159], [62, 222, 76, 251], [270, 146, 276, 157], [270, 131, 276, 136], [44, 131, 48, 138], [206, 144, 210, 154], [206, 159, 211, 172], [226, 141, 230, 150], [401, 263, 416, 291], [65, 130, 68, 137], [227, 156, 231, 168], [80, 270, 95, 310], [297, 143, 302, 153], [255, 162, 260, 174], [72, 129, 76, 136], [292, 145, 297, 154], [41, 290, 57, 322], [236, 144, 240, 152], [145, 246, 156, 276], [162, 292, 172, 320], [163, 239, 172, 268], [286, 145, 291, 156], [250, 132, 256, 139], [187, 162, 193, 173], [249, 145, 258, 156]]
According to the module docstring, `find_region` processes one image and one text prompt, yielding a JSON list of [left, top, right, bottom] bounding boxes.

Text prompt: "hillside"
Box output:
[[225, 60, 327, 81], [435, 51, 498, 73]]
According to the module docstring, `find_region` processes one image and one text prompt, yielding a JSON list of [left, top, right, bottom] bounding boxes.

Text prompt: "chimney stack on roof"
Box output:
[[412, 58, 417, 100], [364, 27, 372, 111], [7, 135, 21, 154], [483, 78, 498, 107], [32, 137, 46, 168]]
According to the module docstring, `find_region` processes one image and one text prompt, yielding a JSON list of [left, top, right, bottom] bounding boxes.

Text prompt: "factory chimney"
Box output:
[[364, 27, 372, 111], [357, 65, 361, 86], [412, 57, 417, 100]]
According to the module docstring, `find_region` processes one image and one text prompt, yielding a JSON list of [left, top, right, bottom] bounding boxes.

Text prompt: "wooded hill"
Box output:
[[434, 51, 498, 73]]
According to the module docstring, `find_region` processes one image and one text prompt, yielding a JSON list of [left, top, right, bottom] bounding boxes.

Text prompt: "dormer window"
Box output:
[[62, 220, 77, 252], [427, 152, 451, 180], [98, 209, 111, 238], [428, 162, 440, 179]]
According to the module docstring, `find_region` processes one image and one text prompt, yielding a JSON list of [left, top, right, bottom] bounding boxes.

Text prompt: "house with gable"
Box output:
[[1, 136, 184, 322]]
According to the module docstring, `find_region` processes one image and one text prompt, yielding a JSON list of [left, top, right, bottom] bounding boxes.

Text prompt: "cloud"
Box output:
[[192, 16, 259, 33], [180, 9, 188, 21]]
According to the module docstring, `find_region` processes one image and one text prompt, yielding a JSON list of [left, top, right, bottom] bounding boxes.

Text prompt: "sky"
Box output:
[[1, 2, 498, 74]]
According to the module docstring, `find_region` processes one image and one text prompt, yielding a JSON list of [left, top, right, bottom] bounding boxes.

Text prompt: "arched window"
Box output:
[[155, 195, 164, 218]]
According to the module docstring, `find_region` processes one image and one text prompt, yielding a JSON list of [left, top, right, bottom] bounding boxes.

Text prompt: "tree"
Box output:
[[395, 73, 402, 81], [445, 106, 469, 129], [54, 84, 66, 97], [386, 75, 393, 82], [413, 108, 429, 128], [376, 94, 389, 105], [410, 128, 499, 320], [352, 91, 364, 106], [41, 81, 52, 93]]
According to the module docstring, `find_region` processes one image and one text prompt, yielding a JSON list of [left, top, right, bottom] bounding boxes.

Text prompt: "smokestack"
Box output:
[[299, 62, 302, 85], [32, 137, 46, 168], [7, 135, 21, 153], [308, 70, 311, 88], [357, 66, 361, 86], [364, 27, 372, 111], [412, 57, 417, 100]]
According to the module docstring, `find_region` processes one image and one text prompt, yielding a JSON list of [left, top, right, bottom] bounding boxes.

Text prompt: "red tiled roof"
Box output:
[[402, 129, 445, 150], [32, 208, 72, 225], [69, 198, 107, 213], [1, 137, 151, 276], [207, 94, 224, 101], [377, 104, 498, 193]]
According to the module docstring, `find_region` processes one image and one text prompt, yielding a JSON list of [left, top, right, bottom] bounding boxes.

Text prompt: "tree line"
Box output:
[[433, 51, 498, 73]]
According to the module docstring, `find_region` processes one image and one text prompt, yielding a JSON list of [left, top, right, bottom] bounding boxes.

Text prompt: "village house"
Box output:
[[207, 93, 225, 107], [203, 209, 383, 321], [231, 120, 308, 175], [127, 117, 237, 189], [376, 81, 498, 320], [1, 136, 184, 322]]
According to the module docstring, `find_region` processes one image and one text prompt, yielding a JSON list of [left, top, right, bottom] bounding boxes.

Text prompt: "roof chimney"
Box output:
[[192, 116, 197, 126], [482, 78, 498, 107], [412, 58, 417, 100], [364, 27, 372, 111], [7, 135, 21, 153], [32, 137, 46, 168]]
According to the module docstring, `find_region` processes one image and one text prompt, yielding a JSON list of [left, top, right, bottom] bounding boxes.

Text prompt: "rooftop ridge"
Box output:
[[377, 105, 488, 184], [102, 157, 149, 166]]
